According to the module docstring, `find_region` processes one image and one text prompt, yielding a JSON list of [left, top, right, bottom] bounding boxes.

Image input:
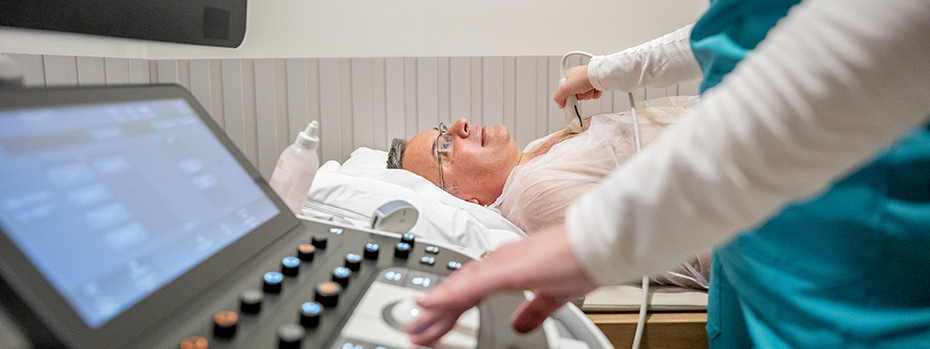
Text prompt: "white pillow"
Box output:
[[304, 147, 525, 252]]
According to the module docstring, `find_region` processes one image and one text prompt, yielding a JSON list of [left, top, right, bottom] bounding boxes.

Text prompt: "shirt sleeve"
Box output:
[[587, 24, 703, 93], [565, 0, 930, 285]]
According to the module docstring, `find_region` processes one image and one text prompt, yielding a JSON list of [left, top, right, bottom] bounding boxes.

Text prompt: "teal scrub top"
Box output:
[[690, 0, 930, 347]]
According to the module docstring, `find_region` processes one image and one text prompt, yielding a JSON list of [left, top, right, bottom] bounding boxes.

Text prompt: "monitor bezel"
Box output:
[[0, 84, 300, 348]]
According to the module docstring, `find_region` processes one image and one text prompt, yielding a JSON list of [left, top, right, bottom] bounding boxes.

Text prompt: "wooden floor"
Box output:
[[585, 311, 708, 349]]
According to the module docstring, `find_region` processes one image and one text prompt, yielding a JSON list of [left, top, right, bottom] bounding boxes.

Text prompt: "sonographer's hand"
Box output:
[[406, 225, 599, 347], [554, 65, 603, 108]]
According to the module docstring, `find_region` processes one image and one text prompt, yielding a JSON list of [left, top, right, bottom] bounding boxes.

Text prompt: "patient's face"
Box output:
[[404, 118, 524, 205]]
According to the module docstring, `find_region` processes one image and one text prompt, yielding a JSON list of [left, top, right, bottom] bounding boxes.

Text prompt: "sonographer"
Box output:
[[407, 0, 930, 346]]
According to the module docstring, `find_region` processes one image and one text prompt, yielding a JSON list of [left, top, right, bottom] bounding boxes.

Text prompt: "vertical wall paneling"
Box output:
[[535, 56, 549, 140], [416, 57, 439, 134], [156, 60, 178, 84], [128, 59, 150, 84], [104, 58, 130, 85], [254, 59, 279, 178], [436, 57, 450, 128], [240, 59, 259, 169], [338, 58, 353, 161], [208, 60, 225, 128], [449, 57, 471, 125], [502, 57, 516, 139], [515, 57, 537, 150], [273, 59, 289, 157], [612, 90, 630, 113], [76, 57, 105, 86], [286, 58, 310, 149], [43, 55, 78, 86], [351, 58, 375, 150], [318, 58, 343, 163], [645, 86, 667, 100], [222, 59, 246, 154], [148, 61, 159, 84], [305, 58, 322, 158], [482, 57, 503, 128], [3, 53, 701, 164], [385, 58, 406, 143], [7, 53, 45, 87], [190, 60, 212, 113], [679, 79, 700, 96], [469, 57, 483, 128], [547, 56, 561, 134], [371, 58, 388, 150], [402, 58, 418, 140], [176, 60, 192, 91]]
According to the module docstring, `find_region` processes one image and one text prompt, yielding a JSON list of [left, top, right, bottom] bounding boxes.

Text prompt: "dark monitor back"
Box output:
[[0, 0, 246, 48]]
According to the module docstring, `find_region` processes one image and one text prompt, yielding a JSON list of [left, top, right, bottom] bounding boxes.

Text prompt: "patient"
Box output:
[[388, 96, 710, 289]]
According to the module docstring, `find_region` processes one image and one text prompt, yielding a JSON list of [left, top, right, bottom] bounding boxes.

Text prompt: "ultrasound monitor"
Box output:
[[0, 85, 301, 347]]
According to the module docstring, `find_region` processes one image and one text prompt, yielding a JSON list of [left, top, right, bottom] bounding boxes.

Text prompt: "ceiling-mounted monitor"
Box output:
[[0, 0, 247, 48]]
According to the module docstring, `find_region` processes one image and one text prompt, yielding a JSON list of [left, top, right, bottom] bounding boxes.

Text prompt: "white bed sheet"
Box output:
[[304, 147, 525, 254]]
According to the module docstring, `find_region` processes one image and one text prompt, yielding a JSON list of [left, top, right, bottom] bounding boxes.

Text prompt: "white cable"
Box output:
[[560, 51, 649, 348], [628, 92, 647, 349]]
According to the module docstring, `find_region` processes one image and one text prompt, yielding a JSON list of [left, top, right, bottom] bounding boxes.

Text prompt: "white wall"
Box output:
[[0, 0, 706, 59]]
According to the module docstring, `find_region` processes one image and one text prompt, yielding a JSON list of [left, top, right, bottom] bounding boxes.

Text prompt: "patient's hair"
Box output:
[[387, 138, 407, 169], [387, 137, 458, 195]]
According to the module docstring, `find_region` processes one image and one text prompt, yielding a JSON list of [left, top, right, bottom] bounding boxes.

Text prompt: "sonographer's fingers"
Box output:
[[406, 225, 600, 345], [554, 65, 597, 108], [511, 293, 570, 334]]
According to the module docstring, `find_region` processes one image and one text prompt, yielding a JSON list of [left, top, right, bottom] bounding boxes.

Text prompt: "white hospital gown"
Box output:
[[489, 96, 711, 289]]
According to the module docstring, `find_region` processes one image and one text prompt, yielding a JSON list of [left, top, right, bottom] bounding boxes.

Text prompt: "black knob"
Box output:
[[263, 272, 283, 294], [281, 257, 300, 276], [394, 242, 411, 259], [364, 242, 379, 260], [277, 324, 305, 349], [401, 233, 416, 247], [344, 253, 361, 271], [213, 311, 238, 338], [311, 235, 327, 249], [331, 267, 351, 287], [297, 244, 315, 262], [239, 289, 263, 314], [299, 301, 323, 328], [315, 282, 343, 307]]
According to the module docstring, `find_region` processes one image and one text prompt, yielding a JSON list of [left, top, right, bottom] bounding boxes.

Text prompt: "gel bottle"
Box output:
[[269, 121, 320, 214]]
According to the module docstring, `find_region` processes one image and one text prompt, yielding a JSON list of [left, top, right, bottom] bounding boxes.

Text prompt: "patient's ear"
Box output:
[[468, 198, 480, 205]]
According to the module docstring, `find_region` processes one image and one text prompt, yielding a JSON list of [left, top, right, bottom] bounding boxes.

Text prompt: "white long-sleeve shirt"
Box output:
[[566, 0, 930, 285]]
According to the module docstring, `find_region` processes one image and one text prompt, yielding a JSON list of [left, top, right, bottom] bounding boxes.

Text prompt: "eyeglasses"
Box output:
[[434, 122, 454, 190]]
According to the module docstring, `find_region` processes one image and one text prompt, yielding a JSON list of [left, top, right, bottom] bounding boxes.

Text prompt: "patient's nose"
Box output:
[[448, 118, 469, 137]]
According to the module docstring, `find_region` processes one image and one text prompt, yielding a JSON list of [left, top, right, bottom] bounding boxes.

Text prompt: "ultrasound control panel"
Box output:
[[128, 220, 549, 349]]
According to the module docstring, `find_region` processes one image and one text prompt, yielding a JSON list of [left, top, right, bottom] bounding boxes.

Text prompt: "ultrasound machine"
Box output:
[[0, 84, 613, 349]]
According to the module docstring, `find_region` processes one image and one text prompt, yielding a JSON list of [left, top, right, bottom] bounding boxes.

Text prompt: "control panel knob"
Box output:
[[281, 256, 300, 276], [364, 242, 379, 260], [238, 289, 263, 314], [263, 272, 284, 294], [297, 244, 315, 262], [331, 267, 351, 287], [299, 301, 323, 328], [311, 235, 328, 249], [180, 337, 208, 349], [344, 253, 361, 271], [401, 232, 416, 247], [277, 323, 305, 349], [314, 282, 343, 307], [394, 242, 411, 259], [213, 311, 238, 338]]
